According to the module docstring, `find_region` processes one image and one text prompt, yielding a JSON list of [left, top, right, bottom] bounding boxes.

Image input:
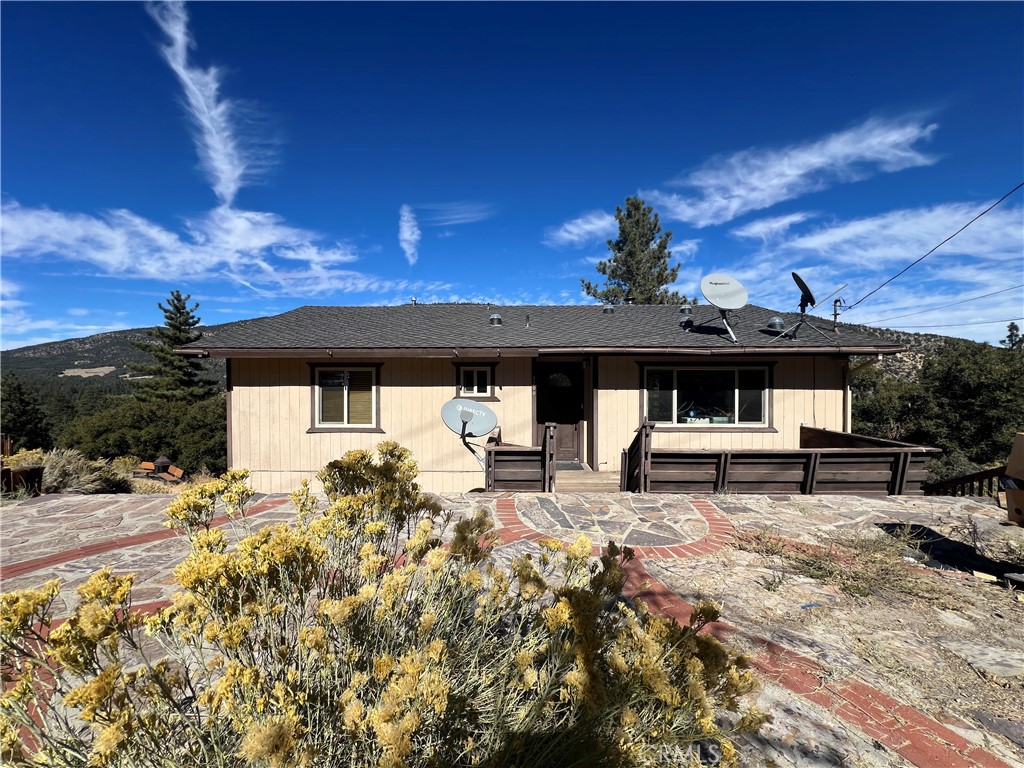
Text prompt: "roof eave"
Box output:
[[178, 344, 905, 358]]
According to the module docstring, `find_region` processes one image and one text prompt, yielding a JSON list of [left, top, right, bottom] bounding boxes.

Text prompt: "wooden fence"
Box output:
[[621, 424, 938, 496], [485, 423, 556, 492], [922, 465, 1008, 498]]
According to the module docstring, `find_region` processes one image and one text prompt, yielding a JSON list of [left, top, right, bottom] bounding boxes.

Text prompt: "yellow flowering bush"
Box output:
[[0, 442, 767, 767]]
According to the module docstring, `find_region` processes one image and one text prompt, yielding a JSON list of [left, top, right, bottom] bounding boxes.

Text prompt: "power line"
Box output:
[[844, 181, 1024, 312], [862, 283, 1024, 323], [876, 317, 1022, 329]]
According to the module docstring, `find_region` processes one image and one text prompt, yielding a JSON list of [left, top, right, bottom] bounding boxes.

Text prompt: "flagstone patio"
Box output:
[[1, 489, 1022, 767]]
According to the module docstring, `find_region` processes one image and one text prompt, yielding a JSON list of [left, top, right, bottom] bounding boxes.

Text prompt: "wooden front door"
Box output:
[[535, 362, 584, 462]]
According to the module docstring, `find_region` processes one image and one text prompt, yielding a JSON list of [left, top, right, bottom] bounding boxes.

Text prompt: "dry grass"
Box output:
[[129, 478, 177, 494], [737, 526, 931, 599]]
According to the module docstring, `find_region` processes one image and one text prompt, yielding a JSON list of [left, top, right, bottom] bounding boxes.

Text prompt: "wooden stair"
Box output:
[[554, 470, 621, 494]]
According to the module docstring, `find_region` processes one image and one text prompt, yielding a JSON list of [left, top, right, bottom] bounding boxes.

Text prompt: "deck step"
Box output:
[[554, 471, 621, 493]]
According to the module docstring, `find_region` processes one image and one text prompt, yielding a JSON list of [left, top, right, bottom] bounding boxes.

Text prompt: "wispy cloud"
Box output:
[[781, 202, 1022, 274], [0, 1, 453, 315], [703, 200, 1023, 342], [415, 202, 495, 226], [0, 281, 130, 350], [672, 239, 701, 259], [543, 211, 617, 248], [146, 1, 270, 207], [645, 116, 939, 227], [398, 205, 421, 265], [731, 212, 814, 243]]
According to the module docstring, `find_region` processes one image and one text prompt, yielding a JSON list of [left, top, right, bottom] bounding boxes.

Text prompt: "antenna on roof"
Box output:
[[769, 272, 838, 344], [700, 273, 748, 344]]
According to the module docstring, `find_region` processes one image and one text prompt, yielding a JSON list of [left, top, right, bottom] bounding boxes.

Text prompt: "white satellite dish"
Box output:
[[441, 399, 498, 438], [700, 273, 748, 309], [699, 273, 748, 343]]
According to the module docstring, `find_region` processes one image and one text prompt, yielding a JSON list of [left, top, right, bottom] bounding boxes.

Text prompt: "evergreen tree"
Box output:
[[1001, 321, 1022, 351], [1, 374, 53, 451], [130, 290, 217, 402], [581, 197, 690, 305]]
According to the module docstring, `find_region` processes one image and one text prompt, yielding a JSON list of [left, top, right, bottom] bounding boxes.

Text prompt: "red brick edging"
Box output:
[[0, 497, 291, 582], [495, 495, 1015, 768], [494, 496, 734, 560]]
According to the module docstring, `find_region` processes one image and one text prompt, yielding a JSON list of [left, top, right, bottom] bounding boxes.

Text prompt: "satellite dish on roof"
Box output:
[[699, 273, 748, 344], [441, 399, 498, 439], [700, 274, 749, 310], [792, 272, 816, 311], [769, 272, 838, 345]]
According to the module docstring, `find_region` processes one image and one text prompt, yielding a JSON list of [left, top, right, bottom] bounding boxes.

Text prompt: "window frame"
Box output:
[[641, 364, 774, 432], [307, 363, 384, 433], [452, 362, 499, 401]]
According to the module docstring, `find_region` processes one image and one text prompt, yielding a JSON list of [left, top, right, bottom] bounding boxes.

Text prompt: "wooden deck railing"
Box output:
[[485, 423, 556, 492], [922, 465, 1007, 498], [620, 425, 939, 496], [620, 422, 654, 492]]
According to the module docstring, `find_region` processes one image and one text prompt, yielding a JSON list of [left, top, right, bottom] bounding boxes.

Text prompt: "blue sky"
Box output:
[[2, 1, 1022, 349]]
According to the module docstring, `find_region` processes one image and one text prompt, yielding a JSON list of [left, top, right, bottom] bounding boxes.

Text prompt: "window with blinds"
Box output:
[[316, 368, 376, 427], [644, 367, 768, 427]]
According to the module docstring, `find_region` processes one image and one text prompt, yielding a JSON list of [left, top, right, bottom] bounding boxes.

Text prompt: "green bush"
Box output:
[[41, 448, 132, 495], [1, 443, 766, 767]]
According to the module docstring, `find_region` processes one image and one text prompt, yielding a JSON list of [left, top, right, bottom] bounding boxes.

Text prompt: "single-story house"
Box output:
[[180, 302, 917, 495]]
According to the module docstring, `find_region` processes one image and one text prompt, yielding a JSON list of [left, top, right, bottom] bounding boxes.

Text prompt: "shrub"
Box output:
[[41, 448, 132, 495], [1, 443, 766, 767], [110, 456, 141, 480], [129, 478, 176, 495], [2, 448, 45, 468]]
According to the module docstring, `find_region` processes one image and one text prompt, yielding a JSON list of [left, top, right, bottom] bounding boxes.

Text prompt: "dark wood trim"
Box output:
[[653, 427, 779, 434], [225, 358, 233, 469], [452, 361, 500, 401], [193, 345, 903, 360], [631, 422, 939, 495], [197, 347, 541, 359], [589, 356, 598, 471], [306, 427, 386, 434], [308, 362, 384, 431], [637, 362, 776, 430], [483, 424, 555, 492]]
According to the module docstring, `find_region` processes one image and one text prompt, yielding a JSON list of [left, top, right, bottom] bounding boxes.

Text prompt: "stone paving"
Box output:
[[2, 489, 1023, 767]]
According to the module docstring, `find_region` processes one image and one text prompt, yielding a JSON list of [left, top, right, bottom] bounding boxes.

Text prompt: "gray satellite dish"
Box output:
[[699, 273, 748, 343], [441, 399, 498, 438], [700, 273, 749, 310]]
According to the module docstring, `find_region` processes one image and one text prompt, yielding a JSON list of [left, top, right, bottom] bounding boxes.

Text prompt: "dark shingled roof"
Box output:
[[183, 304, 903, 355]]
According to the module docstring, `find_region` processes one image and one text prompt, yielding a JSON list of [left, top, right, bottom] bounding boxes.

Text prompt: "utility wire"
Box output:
[[862, 283, 1024, 323], [844, 181, 1024, 311], [883, 317, 1022, 329]]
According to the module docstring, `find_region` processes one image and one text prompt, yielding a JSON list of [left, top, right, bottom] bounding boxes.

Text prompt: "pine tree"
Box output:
[[130, 291, 217, 402], [581, 197, 690, 305], [1, 374, 53, 451], [1002, 321, 1022, 351]]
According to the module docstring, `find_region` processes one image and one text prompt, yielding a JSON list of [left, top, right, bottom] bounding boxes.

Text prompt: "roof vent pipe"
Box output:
[[602, 305, 614, 314], [489, 313, 503, 326], [679, 305, 693, 317]]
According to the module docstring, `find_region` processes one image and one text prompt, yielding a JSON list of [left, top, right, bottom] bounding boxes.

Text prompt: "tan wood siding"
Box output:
[[231, 357, 535, 494], [231, 354, 848, 494], [596, 356, 847, 458]]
